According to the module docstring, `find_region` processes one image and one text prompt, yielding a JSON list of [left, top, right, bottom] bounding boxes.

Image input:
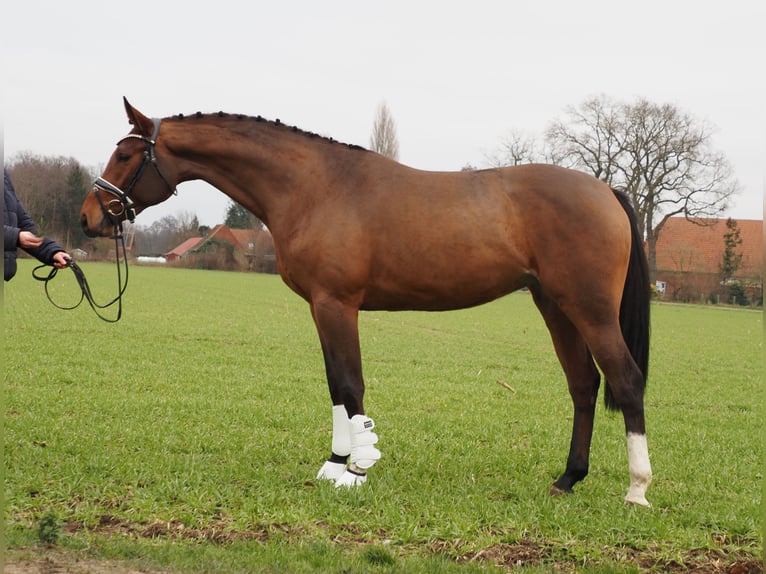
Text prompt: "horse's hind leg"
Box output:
[[531, 288, 601, 495], [583, 327, 652, 507]]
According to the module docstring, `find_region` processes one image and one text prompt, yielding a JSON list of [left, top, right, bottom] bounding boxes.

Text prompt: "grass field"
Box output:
[[3, 259, 763, 573]]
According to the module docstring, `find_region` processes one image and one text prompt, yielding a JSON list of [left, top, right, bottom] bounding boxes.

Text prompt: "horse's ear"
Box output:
[[123, 97, 154, 137]]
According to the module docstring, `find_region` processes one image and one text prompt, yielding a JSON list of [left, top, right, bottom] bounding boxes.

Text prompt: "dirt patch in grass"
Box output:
[[5, 543, 762, 574], [63, 514, 270, 544], [425, 537, 762, 573], [453, 540, 763, 573], [4, 549, 168, 574], [5, 518, 763, 573]]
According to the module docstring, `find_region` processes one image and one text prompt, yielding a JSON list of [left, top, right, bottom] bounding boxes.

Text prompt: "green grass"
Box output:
[[3, 259, 762, 573]]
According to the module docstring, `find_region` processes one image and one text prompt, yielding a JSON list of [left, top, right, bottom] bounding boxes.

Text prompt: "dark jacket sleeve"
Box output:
[[4, 224, 19, 252], [26, 237, 65, 265]]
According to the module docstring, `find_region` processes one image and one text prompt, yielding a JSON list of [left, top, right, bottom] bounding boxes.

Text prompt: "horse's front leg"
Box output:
[[310, 297, 380, 487]]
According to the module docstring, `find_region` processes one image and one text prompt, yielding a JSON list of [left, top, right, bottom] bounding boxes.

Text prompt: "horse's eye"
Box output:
[[117, 153, 131, 162]]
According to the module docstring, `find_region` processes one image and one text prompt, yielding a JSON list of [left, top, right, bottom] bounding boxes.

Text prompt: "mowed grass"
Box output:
[[3, 259, 762, 573]]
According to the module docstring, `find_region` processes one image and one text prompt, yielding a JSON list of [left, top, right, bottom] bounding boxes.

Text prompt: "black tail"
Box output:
[[605, 190, 651, 411]]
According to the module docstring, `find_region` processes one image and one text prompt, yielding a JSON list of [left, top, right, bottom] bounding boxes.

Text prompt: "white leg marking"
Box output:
[[625, 432, 652, 507]]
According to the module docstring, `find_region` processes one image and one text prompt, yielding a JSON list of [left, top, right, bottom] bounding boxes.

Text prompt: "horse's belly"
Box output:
[[360, 258, 529, 311]]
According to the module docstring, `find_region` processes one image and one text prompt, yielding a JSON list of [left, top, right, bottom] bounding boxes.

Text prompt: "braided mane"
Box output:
[[171, 110, 367, 151]]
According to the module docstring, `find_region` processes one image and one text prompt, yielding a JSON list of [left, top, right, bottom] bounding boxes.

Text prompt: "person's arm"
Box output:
[[4, 224, 20, 251], [27, 236, 67, 267], [14, 199, 67, 267]]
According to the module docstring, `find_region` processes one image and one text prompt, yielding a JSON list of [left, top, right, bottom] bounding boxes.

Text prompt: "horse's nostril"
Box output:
[[80, 213, 100, 238]]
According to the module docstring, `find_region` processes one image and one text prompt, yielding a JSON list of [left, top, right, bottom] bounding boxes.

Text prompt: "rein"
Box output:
[[33, 231, 129, 323]]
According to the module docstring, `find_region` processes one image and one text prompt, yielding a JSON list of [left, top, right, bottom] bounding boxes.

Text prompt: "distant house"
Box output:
[[165, 224, 276, 272], [230, 227, 277, 273], [229, 229, 253, 248], [653, 217, 762, 303], [165, 236, 205, 263]]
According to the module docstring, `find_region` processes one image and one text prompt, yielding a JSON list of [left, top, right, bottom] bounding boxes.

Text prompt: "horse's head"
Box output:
[[80, 98, 177, 237]]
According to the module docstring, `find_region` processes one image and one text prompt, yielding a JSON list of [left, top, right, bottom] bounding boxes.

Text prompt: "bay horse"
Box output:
[[80, 99, 652, 506]]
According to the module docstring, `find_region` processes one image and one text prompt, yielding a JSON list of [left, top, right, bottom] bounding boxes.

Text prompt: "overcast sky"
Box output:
[[3, 1, 763, 227]]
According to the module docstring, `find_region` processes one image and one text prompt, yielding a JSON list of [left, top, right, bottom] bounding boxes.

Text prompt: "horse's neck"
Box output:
[[167, 120, 326, 228]]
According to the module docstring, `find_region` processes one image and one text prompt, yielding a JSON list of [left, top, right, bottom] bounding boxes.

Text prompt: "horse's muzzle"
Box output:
[[80, 212, 110, 238]]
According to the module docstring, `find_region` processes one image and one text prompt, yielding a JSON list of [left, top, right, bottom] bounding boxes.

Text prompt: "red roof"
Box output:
[[654, 218, 762, 277], [229, 228, 259, 250], [165, 236, 204, 258]]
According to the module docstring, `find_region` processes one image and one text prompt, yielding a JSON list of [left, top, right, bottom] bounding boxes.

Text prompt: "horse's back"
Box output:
[[349, 163, 630, 311]]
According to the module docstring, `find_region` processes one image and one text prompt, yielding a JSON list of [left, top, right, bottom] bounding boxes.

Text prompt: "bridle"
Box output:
[[92, 117, 176, 225], [33, 118, 176, 322]]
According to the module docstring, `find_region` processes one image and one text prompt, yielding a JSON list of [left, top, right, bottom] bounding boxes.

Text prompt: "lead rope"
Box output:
[[32, 232, 129, 323]]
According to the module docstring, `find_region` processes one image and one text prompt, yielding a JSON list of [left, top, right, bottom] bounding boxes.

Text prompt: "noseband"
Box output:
[[93, 117, 176, 225]]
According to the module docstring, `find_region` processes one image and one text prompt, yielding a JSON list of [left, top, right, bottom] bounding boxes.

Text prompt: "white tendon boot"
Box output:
[[624, 432, 653, 507], [316, 405, 352, 482], [335, 414, 381, 488]]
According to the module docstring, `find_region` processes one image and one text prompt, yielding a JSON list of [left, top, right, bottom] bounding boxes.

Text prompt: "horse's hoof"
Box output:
[[316, 460, 347, 482], [625, 481, 652, 508], [624, 494, 652, 508], [334, 470, 367, 488], [549, 485, 570, 497]]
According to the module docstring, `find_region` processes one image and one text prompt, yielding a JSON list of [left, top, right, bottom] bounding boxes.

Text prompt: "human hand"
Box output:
[[18, 230, 44, 249], [52, 252, 72, 269]]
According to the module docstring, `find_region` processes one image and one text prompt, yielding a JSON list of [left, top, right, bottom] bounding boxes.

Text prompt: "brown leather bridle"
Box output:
[[92, 117, 175, 226]]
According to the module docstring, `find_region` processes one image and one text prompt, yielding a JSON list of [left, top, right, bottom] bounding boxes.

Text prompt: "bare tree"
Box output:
[[545, 97, 624, 181], [545, 95, 740, 279], [485, 129, 541, 167], [175, 210, 201, 239], [369, 102, 400, 161]]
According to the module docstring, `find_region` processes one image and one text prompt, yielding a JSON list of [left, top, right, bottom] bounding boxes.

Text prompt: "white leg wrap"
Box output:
[[335, 414, 381, 488], [348, 414, 381, 470], [624, 432, 652, 507], [316, 405, 352, 482], [331, 404, 351, 457]]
